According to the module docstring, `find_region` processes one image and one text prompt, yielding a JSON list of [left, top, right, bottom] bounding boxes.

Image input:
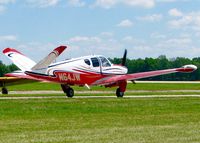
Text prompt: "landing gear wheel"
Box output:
[[2, 87, 8, 94], [66, 88, 74, 98], [61, 84, 74, 98], [116, 88, 124, 98]]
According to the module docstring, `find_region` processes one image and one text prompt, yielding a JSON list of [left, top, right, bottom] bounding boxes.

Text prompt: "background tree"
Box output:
[[0, 61, 18, 77]]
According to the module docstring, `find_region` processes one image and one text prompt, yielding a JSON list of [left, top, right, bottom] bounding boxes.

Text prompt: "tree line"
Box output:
[[1, 55, 200, 81], [0, 61, 18, 77], [109, 55, 200, 81]]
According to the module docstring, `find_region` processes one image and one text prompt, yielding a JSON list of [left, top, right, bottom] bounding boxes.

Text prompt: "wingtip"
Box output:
[[183, 64, 197, 71], [3, 48, 23, 55], [3, 48, 11, 54], [54, 45, 67, 56], [177, 64, 198, 73]]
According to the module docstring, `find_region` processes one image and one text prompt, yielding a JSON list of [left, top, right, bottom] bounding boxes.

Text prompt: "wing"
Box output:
[[93, 65, 197, 85], [0, 70, 53, 88], [4, 71, 48, 82], [0, 77, 36, 87]]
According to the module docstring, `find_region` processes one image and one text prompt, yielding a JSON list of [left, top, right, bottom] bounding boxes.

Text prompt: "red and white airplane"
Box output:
[[0, 45, 197, 97]]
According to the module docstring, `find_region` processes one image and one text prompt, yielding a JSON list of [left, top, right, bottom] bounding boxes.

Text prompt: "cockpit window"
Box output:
[[84, 59, 91, 65], [100, 57, 111, 67], [91, 58, 99, 67]]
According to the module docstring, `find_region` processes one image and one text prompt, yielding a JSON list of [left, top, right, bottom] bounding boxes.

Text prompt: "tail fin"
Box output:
[[3, 48, 36, 71], [31, 46, 67, 73]]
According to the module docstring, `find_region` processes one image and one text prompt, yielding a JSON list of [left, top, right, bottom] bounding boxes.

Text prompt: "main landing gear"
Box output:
[[2, 87, 8, 94], [61, 84, 74, 97], [115, 81, 127, 98], [116, 88, 124, 97]]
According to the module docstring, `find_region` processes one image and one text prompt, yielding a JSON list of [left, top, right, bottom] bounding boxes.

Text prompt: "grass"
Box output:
[[1, 92, 200, 98], [1, 82, 200, 142], [0, 97, 200, 143], [3, 82, 200, 97], [6, 82, 200, 91]]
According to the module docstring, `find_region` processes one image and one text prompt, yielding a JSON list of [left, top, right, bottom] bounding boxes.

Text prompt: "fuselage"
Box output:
[[43, 55, 128, 85]]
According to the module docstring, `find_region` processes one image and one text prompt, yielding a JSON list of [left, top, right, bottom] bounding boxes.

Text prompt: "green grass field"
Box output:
[[6, 82, 200, 91], [0, 97, 200, 143], [1, 83, 200, 142], [3, 82, 200, 97]]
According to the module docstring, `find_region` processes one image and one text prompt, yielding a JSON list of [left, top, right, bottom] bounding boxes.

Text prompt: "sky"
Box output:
[[1, 0, 200, 64]]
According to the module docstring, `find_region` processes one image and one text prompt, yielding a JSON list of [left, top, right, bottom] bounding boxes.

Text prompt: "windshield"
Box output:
[[100, 56, 111, 67]]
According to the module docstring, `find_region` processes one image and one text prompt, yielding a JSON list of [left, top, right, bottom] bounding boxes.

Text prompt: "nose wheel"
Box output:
[[61, 84, 74, 98]]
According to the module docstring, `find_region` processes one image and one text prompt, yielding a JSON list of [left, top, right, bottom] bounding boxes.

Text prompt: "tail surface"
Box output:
[[3, 48, 36, 71], [31, 46, 67, 73]]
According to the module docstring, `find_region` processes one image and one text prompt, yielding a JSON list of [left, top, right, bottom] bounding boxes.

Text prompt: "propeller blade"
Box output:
[[121, 49, 127, 66]]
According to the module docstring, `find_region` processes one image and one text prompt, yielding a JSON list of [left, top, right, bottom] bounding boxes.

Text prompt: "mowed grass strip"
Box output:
[[2, 91, 200, 97], [0, 98, 200, 143], [7, 82, 200, 91]]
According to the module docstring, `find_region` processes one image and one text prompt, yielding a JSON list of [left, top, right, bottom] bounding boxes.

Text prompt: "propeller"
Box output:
[[121, 49, 135, 84], [121, 49, 127, 66]]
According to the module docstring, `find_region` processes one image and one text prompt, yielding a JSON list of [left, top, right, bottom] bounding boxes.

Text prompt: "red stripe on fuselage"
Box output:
[[25, 70, 110, 85]]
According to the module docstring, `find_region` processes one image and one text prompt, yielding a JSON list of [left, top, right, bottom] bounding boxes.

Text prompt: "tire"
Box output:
[[116, 88, 124, 98], [66, 88, 74, 98], [2, 87, 8, 94]]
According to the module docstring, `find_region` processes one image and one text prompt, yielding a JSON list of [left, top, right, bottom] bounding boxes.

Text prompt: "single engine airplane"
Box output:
[[0, 45, 197, 97]]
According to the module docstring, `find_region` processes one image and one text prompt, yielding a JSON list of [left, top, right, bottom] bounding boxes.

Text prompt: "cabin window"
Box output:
[[91, 58, 99, 67], [100, 57, 111, 67], [84, 59, 91, 65]]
